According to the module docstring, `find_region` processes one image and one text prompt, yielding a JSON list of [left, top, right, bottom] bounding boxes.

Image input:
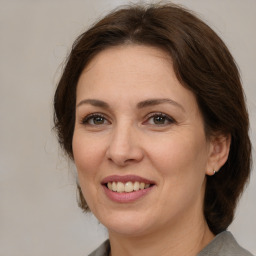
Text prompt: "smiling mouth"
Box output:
[[106, 181, 154, 193]]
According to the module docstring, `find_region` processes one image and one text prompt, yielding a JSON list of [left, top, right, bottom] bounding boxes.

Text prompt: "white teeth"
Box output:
[[134, 181, 140, 191], [107, 182, 112, 190], [107, 181, 151, 193], [112, 182, 117, 192], [140, 182, 145, 190], [125, 181, 134, 192], [117, 182, 125, 193]]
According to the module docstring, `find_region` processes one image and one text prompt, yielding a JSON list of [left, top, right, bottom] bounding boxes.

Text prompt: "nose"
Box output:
[[106, 123, 144, 166]]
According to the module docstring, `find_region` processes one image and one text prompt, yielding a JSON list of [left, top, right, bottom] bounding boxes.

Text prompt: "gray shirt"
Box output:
[[88, 231, 254, 256]]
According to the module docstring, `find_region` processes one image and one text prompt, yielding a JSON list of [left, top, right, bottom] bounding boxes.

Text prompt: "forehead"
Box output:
[[79, 44, 174, 88], [76, 45, 199, 113]]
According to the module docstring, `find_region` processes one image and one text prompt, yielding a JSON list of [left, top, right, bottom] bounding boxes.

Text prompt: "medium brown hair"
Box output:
[[54, 3, 252, 234]]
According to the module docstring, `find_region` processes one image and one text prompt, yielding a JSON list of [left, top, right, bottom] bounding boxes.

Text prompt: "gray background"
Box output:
[[0, 0, 255, 255]]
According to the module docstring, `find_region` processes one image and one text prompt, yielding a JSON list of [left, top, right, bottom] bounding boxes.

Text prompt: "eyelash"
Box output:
[[81, 113, 110, 125], [81, 112, 176, 126], [145, 112, 176, 126]]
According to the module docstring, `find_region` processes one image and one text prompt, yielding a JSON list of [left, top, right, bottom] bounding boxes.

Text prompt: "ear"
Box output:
[[206, 133, 231, 176]]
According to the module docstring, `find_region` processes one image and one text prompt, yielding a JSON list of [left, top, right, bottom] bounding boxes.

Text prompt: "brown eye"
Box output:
[[92, 116, 105, 125], [82, 114, 109, 125], [153, 115, 167, 125], [146, 113, 175, 126]]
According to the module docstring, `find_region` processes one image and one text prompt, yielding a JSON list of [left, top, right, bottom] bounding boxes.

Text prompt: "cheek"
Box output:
[[72, 131, 104, 173], [148, 133, 208, 210], [72, 132, 103, 211], [147, 131, 209, 178]]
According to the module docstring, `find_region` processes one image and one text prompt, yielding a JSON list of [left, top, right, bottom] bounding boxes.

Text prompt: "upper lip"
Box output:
[[101, 175, 155, 185]]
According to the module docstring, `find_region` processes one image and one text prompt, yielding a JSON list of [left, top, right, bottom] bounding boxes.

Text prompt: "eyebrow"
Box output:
[[76, 98, 184, 111], [76, 99, 110, 109], [137, 98, 185, 111]]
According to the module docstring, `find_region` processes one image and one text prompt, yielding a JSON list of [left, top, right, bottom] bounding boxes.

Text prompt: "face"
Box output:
[[73, 45, 213, 237]]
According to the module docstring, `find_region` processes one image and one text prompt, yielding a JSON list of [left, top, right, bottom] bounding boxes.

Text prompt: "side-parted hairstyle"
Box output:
[[54, 3, 251, 235]]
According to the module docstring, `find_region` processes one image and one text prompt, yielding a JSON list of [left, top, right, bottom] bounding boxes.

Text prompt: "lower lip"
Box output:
[[102, 185, 154, 203]]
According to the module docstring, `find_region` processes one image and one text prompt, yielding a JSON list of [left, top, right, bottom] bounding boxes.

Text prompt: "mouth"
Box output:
[[101, 175, 156, 200], [105, 181, 153, 193]]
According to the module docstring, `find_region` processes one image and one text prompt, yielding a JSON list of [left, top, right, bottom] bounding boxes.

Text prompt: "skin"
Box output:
[[72, 45, 230, 256]]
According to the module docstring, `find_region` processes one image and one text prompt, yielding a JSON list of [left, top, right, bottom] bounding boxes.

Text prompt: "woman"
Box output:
[[54, 3, 253, 256]]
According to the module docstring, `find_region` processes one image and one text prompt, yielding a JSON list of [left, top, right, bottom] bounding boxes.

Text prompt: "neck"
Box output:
[[108, 211, 214, 256]]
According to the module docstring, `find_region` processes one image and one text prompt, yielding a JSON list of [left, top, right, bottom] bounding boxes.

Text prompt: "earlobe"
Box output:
[[206, 134, 231, 176]]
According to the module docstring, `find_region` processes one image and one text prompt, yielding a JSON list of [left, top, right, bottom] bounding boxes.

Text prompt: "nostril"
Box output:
[[106, 134, 144, 166]]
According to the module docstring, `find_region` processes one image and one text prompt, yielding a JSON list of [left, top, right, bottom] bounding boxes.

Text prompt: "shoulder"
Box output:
[[88, 240, 110, 256], [88, 233, 254, 256], [198, 231, 254, 256]]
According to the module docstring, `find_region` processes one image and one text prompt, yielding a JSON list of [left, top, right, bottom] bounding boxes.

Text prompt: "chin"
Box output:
[[106, 222, 151, 237], [97, 209, 154, 237]]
